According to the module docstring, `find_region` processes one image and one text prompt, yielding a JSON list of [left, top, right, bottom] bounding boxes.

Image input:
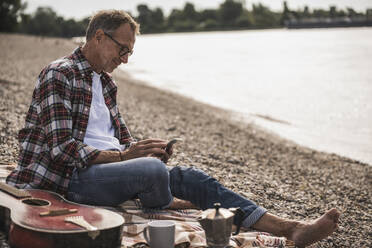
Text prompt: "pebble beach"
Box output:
[[0, 34, 371, 247]]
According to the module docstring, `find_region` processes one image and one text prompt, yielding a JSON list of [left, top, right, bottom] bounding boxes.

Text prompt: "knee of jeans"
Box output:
[[173, 166, 216, 187], [145, 158, 169, 183], [178, 166, 210, 181]]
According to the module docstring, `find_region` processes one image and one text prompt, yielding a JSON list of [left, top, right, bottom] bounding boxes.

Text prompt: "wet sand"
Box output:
[[0, 34, 371, 247]]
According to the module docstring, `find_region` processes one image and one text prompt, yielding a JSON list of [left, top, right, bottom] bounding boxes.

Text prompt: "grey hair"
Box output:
[[86, 9, 140, 41]]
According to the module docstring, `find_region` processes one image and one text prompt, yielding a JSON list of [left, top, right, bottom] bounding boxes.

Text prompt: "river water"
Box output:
[[122, 27, 372, 165]]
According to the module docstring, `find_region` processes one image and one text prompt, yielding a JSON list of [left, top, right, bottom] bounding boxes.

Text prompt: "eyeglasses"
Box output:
[[104, 32, 133, 57]]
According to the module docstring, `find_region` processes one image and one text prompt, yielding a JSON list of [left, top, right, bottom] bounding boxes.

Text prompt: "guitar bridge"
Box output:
[[40, 208, 78, 217]]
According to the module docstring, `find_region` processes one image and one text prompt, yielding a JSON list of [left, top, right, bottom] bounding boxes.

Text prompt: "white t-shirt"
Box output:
[[83, 72, 125, 150]]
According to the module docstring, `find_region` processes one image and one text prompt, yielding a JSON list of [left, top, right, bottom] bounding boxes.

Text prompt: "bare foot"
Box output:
[[289, 208, 340, 247]]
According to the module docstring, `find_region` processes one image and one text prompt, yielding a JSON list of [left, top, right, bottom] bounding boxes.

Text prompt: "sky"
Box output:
[[25, 0, 372, 20]]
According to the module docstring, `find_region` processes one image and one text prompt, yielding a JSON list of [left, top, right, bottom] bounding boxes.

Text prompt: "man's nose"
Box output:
[[120, 54, 129, 64]]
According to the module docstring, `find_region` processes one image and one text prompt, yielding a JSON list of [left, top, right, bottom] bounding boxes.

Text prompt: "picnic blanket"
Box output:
[[111, 200, 293, 248], [0, 164, 294, 248]]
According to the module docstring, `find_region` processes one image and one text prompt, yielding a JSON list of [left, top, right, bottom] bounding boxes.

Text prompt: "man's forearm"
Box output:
[[87, 139, 170, 166], [88, 150, 122, 165]]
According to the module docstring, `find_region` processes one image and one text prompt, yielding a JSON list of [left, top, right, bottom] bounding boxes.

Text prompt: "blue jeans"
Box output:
[[67, 157, 267, 228]]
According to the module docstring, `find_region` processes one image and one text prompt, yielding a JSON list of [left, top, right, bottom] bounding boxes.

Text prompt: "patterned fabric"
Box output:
[[6, 48, 135, 196], [112, 200, 294, 248]]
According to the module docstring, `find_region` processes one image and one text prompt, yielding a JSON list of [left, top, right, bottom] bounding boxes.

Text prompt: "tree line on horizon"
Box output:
[[1, 0, 370, 37]]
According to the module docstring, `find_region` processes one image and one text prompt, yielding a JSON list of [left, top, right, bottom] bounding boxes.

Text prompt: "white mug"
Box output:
[[144, 220, 175, 248]]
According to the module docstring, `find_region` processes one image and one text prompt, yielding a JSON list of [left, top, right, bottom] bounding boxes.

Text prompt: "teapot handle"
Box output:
[[233, 208, 245, 235]]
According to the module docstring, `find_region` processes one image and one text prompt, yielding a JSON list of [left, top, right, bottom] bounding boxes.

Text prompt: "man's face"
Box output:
[[98, 23, 135, 73]]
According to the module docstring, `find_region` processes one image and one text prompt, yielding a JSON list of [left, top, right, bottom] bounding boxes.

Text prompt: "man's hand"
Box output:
[[161, 138, 182, 163], [121, 139, 169, 161]]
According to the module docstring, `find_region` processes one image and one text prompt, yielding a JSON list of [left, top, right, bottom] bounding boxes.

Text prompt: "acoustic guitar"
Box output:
[[0, 182, 124, 248]]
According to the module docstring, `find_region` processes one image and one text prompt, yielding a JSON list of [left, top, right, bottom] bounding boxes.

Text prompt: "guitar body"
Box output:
[[0, 185, 124, 248]]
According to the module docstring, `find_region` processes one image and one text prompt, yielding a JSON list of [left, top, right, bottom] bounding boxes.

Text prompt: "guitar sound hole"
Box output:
[[21, 198, 50, 206]]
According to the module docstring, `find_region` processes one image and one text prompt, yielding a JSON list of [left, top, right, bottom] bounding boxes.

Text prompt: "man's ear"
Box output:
[[94, 29, 105, 42]]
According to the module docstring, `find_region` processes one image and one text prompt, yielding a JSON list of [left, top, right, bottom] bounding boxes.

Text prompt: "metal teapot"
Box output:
[[198, 203, 245, 248]]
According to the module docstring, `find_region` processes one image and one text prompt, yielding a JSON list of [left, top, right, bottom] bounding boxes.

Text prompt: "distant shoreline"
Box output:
[[123, 69, 372, 166], [286, 18, 372, 29]]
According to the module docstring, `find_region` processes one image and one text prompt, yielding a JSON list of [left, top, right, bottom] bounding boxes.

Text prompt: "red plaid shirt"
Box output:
[[6, 47, 134, 196]]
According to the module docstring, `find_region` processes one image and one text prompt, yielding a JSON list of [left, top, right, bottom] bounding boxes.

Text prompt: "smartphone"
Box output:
[[165, 138, 182, 154]]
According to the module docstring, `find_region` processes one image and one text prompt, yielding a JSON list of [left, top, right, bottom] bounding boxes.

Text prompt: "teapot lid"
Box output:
[[202, 203, 234, 220]]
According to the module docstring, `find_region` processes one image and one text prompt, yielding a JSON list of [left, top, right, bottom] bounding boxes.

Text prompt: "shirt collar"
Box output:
[[72, 46, 94, 77], [71, 47, 113, 88]]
